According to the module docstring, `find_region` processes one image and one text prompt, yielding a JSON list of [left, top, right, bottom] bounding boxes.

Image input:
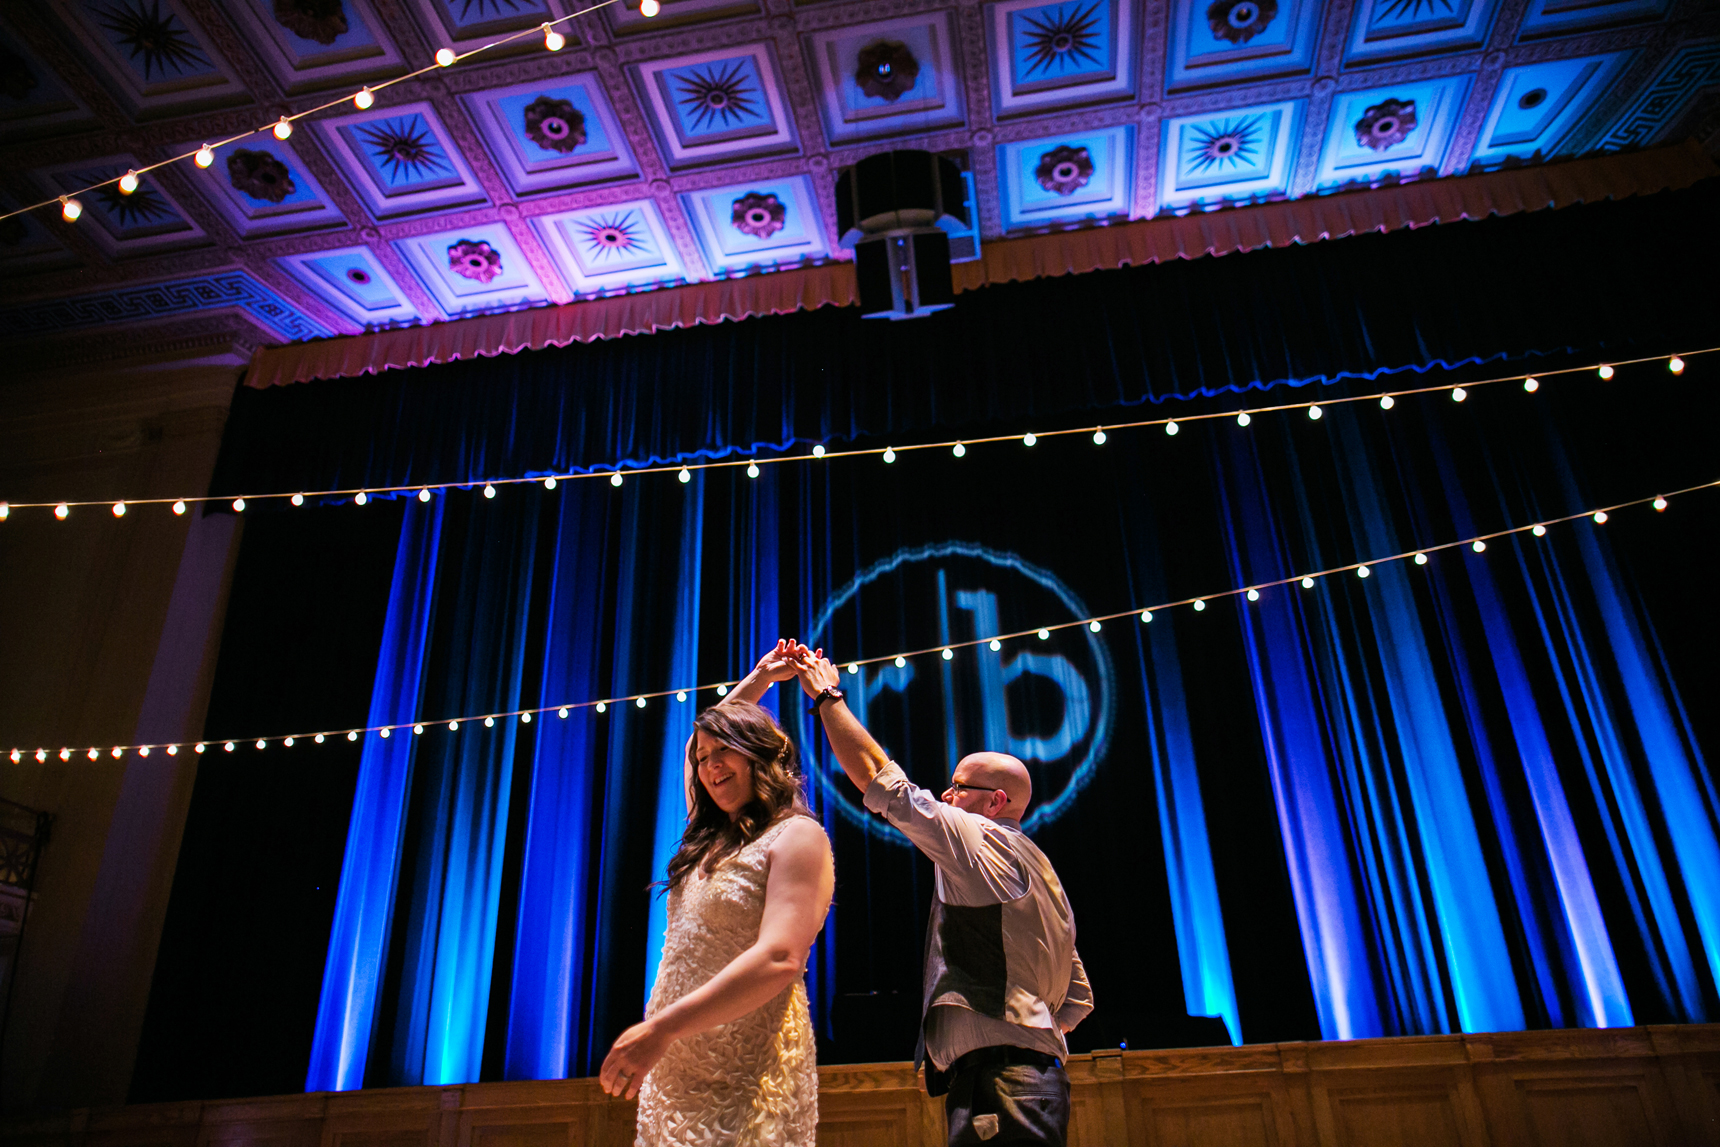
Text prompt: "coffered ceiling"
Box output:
[[1, 0, 1716, 350]]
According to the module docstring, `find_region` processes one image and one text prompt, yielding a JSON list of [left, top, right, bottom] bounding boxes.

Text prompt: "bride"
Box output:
[[600, 644, 835, 1146]]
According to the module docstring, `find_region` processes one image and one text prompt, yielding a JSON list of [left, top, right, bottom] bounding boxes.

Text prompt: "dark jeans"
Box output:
[[942, 1047, 1070, 1146]]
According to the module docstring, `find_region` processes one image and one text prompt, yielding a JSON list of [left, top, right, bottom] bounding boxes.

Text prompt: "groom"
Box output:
[[791, 646, 1092, 1146]]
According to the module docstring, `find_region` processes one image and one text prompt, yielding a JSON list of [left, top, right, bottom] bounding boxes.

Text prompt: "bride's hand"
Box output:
[[599, 1019, 670, 1100]]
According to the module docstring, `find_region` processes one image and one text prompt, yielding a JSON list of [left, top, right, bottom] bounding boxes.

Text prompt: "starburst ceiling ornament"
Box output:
[[227, 149, 297, 203], [1377, 0, 1454, 18], [447, 238, 503, 283], [1206, 0, 1278, 44], [95, 0, 209, 82], [273, 0, 349, 45], [522, 95, 586, 153], [1187, 117, 1261, 172], [454, 0, 533, 16], [577, 211, 649, 261], [1019, 2, 1102, 77], [675, 61, 759, 132], [93, 178, 173, 227], [1355, 98, 1418, 151], [855, 40, 919, 101], [356, 117, 452, 183], [1035, 144, 1094, 196], [730, 191, 786, 238]]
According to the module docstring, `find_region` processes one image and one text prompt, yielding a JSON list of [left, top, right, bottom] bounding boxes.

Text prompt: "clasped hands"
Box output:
[[749, 638, 843, 701]]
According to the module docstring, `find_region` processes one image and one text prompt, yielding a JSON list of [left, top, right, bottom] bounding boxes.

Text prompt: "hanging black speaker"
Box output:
[[834, 150, 968, 320]]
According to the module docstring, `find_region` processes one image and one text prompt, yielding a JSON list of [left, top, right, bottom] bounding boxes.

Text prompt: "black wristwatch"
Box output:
[[807, 686, 846, 716]]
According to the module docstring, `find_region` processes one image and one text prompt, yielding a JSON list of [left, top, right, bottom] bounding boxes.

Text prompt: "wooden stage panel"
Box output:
[[5, 1026, 1716, 1147]]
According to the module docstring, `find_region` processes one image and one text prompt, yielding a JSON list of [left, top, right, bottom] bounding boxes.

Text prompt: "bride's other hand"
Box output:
[[750, 639, 798, 683], [599, 1018, 670, 1100]]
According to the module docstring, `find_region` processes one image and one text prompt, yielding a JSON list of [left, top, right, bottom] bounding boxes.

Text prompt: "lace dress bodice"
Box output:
[[634, 818, 819, 1146]]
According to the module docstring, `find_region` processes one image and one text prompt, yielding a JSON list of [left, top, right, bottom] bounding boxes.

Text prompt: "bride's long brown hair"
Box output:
[[664, 701, 812, 890]]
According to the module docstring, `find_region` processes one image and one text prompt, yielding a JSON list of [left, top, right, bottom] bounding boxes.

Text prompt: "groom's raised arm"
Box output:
[[794, 654, 890, 793]]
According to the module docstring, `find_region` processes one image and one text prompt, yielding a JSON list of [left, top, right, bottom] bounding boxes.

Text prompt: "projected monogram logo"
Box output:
[[800, 542, 1115, 842]]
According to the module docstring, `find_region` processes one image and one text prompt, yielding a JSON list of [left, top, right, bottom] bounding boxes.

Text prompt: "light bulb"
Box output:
[[60, 749, 72, 760], [883, 448, 897, 463], [1532, 524, 1546, 537], [716, 685, 728, 696], [1414, 552, 1427, 565], [1380, 395, 1395, 410], [484, 717, 495, 727], [942, 648, 953, 660], [314, 733, 325, 743], [1140, 610, 1153, 623], [1089, 620, 1102, 632], [521, 711, 532, 722], [87, 749, 98, 760], [641, 0, 660, 15], [0, 502, 7, 520], [346, 731, 357, 741], [1165, 421, 1179, 436], [418, 488, 430, 502], [1357, 565, 1370, 578], [449, 720, 459, 731], [1598, 364, 1614, 380], [233, 498, 246, 512], [953, 442, 966, 457], [354, 491, 367, 505], [196, 144, 215, 167], [111, 747, 123, 758], [354, 87, 374, 109], [678, 467, 691, 483], [283, 738, 293, 748], [1307, 404, 1323, 421], [597, 701, 609, 712], [894, 655, 907, 667], [173, 499, 187, 515], [812, 444, 826, 457], [379, 727, 390, 739], [61, 196, 82, 221], [559, 706, 569, 718], [195, 743, 207, 753], [746, 462, 760, 478], [1037, 628, 1050, 640], [484, 484, 496, 498], [635, 696, 646, 708], [119, 170, 139, 194], [36, 749, 47, 761], [1669, 356, 1685, 374], [1236, 412, 1251, 427], [256, 739, 267, 749], [273, 117, 293, 140], [1472, 540, 1486, 553], [1593, 510, 1608, 524], [112, 501, 126, 516], [55, 503, 69, 519], [1523, 377, 1539, 392], [1451, 387, 1467, 402], [1092, 429, 1107, 444], [676, 690, 687, 702], [168, 745, 179, 755], [1023, 433, 1037, 446], [611, 472, 624, 486], [1193, 599, 1207, 611], [1247, 588, 1260, 601], [291, 493, 304, 506], [989, 638, 1002, 651], [543, 23, 565, 50], [846, 663, 859, 675], [436, 47, 456, 66], [1653, 496, 1667, 512], [545, 476, 558, 490], [412, 724, 423, 735], [224, 741, 235, 752], [8, 750, 17, 764], [1301, 576, 1315, 589]]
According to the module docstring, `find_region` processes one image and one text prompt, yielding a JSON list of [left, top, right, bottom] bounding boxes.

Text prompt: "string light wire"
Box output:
[[10, 477, 1712, 762], [1, 350, 1708, 517], [0, 0, 629, 226]]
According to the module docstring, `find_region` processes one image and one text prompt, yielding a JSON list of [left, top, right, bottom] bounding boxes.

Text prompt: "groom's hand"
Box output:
[[794, 654, 842, 700]]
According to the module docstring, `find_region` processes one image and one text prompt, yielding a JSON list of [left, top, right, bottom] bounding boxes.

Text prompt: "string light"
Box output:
[[1165, 421, 1179, 436], [119, 170, 139, 194], [484, 484, 497, 498], [521, 711, 532, 722], [544, 476, 557, 490], [1599, 365, 1614, 380], [883, 448, 897, 463], [224, 741, 235, 752], [292, 493, 304, 506], [676, 690, 687, 702], [611, 471, 624, 486], [0, 503, 7, 521], [641, 0, 660, 14], [1452, 387, 1468, 402], [1024, 433, 1037, 446], [1524, 377, 1539, 392], [1247, 588, 1260, 601], [1380, 395, 1394, 410], [746, 463, 760, 478], [354, 87, 374, 109], [55, 503, 68, 520], [1093, 429, 1107, 444], [1472, 540, 1487, 552], [347, 731, 357, 740], [1038, 628, 1050, 639], [354, 491, 368, 505], [953, 443, 966, 457], [448, 721, 458, 731], [413, 724, 423, 735], [989, 638, 1002, 650], [379, 727, 391, 738], [173, 500, 186, 515], [60, 196, 81, 221], [315, 733, 325, 742], [232, 498, 246, 512], [1308, 404, 1323, 420], [195, 145, 215, 168], [1532, 524, 1547, 536], [273, 117, 293, 140], [942, 648, 954, 660], [635, 696, 646, 708], [558, 706, 569, 718], [895, 655, 908, 667], [678, 467, 691, 483], [846, 662, 860, 674], [812, 445, 826, 457], [1414, 552, 1428, 564], [1193, 599, 1207, 611], [436, 48, 456, 66], [596, 701, 608, 711], [1139, 610, 1152, 622], [542, 22, 565, 50], [112, 501, 126, 517], [1593, 510, 1608, 524], [256, 738, 268, 749], [417, 488, 431, 502], [483, 717, 494, 728], [1089, 620, 1102, 632], [1654, 496, 1667, 511], [1670, 356, 1685, 374], [1301, 576, 1315, 589]]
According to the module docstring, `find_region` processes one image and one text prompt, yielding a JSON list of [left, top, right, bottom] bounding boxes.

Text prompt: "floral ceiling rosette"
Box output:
[[227, 149, 297, 203], [523, 95, 587, 153], [448, 238, 503, 283]]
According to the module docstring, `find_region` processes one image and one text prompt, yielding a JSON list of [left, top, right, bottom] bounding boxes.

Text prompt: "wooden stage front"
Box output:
[[6, 1026, 1717, 1146]]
